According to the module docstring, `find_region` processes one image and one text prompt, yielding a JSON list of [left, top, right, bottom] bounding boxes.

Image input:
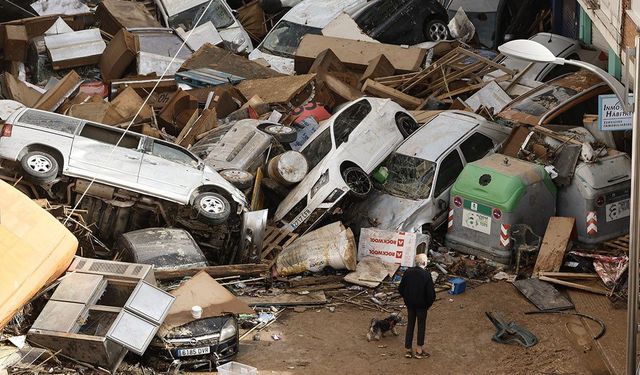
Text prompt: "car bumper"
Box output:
[[153, 337, 239, 369]]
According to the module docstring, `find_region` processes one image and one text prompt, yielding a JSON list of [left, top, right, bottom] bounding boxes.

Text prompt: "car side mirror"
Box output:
[[437, 199, 448, 210]]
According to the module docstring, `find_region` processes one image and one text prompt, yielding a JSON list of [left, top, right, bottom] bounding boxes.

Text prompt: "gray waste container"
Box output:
[[445, 154, 556, 264], [557, 151, 630, 245]]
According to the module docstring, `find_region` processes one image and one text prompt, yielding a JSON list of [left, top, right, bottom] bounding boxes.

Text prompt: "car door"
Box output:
[[138, 139, 203, 203], [68, 122, 143, 186], [459, 132, 497, 164], [431, 149, 465, 226]]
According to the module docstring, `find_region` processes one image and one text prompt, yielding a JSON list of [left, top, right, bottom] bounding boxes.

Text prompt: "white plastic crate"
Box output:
[[217, 361, 257, 375]]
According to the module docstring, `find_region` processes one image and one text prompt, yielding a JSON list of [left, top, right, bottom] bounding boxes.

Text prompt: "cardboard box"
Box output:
[[3, 25, 28, 61], [100, 29, 138, 82], [295, 35, 426, 74], [96, 0, 160, 36], [357, 228, 429, 267]]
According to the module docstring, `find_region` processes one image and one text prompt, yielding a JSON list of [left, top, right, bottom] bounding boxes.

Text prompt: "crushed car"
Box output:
[[274, 97, 419, 234], [154, 0, 253, 53], [345, 111, 510, 234], [484, 33, 607, 95], [249, 0, 449, 74]]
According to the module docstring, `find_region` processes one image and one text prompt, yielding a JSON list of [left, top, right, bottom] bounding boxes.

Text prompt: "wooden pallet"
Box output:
[[261, 226, 298, 267], [603, 234, 630, 252]]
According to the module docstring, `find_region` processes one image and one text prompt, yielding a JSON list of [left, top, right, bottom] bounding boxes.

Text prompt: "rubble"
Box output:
[[0, 1, 633, 372]]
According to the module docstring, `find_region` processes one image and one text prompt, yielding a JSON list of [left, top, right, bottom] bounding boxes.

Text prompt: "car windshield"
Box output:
[[260, 20, 322, 57], [511, 86, 578, 117], [301, 127, 333, 171], [167, 0, 234, 31], [377, 153, 436, 200]]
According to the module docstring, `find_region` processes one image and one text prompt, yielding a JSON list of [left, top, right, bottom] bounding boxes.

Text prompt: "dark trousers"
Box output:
[[405, 307, 427, 349]]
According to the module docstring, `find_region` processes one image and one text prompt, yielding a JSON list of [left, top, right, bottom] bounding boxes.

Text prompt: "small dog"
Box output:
[[367, 313, 401, 341]]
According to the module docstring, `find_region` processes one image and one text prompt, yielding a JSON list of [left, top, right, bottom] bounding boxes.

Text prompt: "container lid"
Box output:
[[574, 152, 631, 190], [451, 154, 555, 212]]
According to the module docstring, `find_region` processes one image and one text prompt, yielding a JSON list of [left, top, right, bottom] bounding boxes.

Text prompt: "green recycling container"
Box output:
[[445, 154, 556, 264]]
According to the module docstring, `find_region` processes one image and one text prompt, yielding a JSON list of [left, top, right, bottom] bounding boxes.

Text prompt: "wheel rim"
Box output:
[[267, 125, 293, 134], [344, 169, 371, 195], [27, 155, 52, 173], [200, 196, 226, 214], [429, 23, 447, 41]]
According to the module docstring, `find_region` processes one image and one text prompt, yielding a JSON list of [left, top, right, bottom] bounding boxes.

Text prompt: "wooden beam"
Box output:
[[538, 275, 608, 295], [538, 272, 600, 279], [533, 217, 577, 275], [154, 263, 269, 281], [362, 79, 421, 109]]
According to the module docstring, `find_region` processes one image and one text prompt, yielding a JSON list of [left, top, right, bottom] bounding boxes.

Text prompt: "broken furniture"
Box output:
[[509, 224, 542, 275], [27, 257, 175, 373]]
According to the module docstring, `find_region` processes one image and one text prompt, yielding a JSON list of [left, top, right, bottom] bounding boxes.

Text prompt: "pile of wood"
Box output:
[[367, 47, 516, 109]]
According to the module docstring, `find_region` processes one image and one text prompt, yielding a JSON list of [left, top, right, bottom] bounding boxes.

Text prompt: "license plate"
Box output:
[[462, 209, 491, 234], [290, 207, 311, 229], [605, 199, 630, 222], [177, 346, 211, 357]]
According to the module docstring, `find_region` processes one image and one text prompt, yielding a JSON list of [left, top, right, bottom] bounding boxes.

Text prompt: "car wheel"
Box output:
[[193, 192, 231, 225], [342, 166, 372, 199], [396, 113, 419, 137], [21, 150, 58, 183], [424, 19, 449, 42], [262, 124, 298, 143], [220, 169, 254, 190]]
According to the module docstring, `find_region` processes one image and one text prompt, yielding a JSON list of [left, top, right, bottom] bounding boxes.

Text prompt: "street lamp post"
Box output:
[[499, 38, 638, 375]]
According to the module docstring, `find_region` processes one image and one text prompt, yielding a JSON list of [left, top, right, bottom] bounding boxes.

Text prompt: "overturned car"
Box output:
[[274, 97, 419, 234]]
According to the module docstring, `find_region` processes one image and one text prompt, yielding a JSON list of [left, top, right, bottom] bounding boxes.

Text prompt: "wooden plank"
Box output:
[[287, 275, 344, 287], [538, 275, 608, 295], [239, 291, 327, 306], [250, 167, 264, 211], [533, 217, 577, 275], [155, 263, 269, 281], [361, 79, 421, 109], [288, 282, 345, 293], [538, 272, 600, 279]]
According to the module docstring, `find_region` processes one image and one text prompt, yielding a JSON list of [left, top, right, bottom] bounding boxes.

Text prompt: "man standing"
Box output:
[[398, 253, 436, 359]]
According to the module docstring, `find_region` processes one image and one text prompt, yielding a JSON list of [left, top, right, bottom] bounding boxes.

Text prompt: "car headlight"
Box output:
[[310, 170, 329, 198], [220, 318, 237, 341]]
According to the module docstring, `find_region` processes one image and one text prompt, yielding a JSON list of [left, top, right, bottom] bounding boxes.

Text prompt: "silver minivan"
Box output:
[[0, 108, 247, 224]]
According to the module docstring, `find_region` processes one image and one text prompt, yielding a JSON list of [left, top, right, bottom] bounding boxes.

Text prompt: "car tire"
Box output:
[[424, 19, 449, 42], [193, 192, 231, 225], [21, 150, 58, 183], [262, 124, 298, 144], [396, 113, 420, 137], [342, 166, 372, 199], [220, 169, 254, 190]]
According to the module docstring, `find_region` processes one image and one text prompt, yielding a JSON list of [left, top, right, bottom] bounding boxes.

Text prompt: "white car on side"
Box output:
[[345, 111, 511, 234], [274, 97, 420, 234], [0, 108, 247, 224]]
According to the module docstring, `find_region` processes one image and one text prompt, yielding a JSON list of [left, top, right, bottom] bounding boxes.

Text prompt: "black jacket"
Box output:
[[398, 266, 436, 309]]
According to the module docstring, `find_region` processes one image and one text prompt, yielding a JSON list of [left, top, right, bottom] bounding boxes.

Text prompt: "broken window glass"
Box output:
[[511, 86, 578, 117], [19, 110, 81, 134], [333, 99, 372, 148], [377, 152, 436, 200], [151, 141, 199, 167], [168, 0, 234, 31], [301, 128, 332, 171], [260, 20, 322, 57]]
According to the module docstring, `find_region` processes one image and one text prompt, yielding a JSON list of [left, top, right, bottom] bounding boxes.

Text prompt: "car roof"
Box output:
[[282, 0, 367, 28], [396, 111, 480, 161]]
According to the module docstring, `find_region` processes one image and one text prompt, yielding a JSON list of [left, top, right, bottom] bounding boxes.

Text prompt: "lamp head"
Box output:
[[498, 39, 560, 64]]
